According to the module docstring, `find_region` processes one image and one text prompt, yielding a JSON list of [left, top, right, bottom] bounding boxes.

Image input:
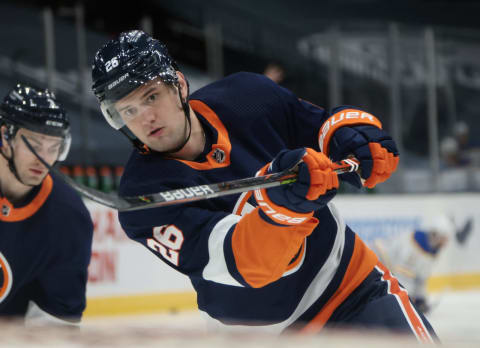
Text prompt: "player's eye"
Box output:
[[146, 93, 158, 104], [123, 107, 138, 118]]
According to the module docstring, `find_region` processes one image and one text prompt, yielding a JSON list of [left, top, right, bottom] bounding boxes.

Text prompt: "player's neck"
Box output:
[[0, 151, 33, 203], [170, 111, 206, 161]]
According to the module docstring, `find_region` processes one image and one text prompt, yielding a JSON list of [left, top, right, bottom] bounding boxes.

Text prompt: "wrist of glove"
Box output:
[[329, 125, 399, 189], [255, 148, 338, 225]]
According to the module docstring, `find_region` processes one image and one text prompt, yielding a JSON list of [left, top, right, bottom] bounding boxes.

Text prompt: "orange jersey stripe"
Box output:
[[174, 100, 232, 170], [300, 234, 378, 333], [318, 109, 382, 156], [0, 253, 11, 299], [0, 175, 53, 222], [375, 263, 434, 343], [232, 207, 318, 288]]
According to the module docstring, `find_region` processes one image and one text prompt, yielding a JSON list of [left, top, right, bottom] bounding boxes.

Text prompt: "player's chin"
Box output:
[[23, 173, 48, 186], [149, 138, 183, 153]]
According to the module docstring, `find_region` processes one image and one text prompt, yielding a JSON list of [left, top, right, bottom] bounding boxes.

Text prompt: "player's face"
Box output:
[[115, 76, 188, 152], [10, 128, 62, 185]]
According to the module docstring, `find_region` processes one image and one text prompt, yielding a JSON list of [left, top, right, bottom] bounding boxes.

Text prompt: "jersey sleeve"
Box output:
[[274, 87, 330, 150], [31, 194, 93, 322], [119, 177, 318, 289]]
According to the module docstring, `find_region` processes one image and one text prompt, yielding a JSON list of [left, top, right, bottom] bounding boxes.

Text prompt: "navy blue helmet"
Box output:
[[91, 30, 179, 130], [0, 84, 71, 161]]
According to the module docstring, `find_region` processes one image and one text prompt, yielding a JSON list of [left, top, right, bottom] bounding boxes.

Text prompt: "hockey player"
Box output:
[[91, 30, 436, 341], [0, 84, 93, 325], [372, 214, 466, 314]]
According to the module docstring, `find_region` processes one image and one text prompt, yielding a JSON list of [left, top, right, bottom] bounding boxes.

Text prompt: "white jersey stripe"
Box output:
[[202, 202, 346, 334], [203, 214, 244, 287]]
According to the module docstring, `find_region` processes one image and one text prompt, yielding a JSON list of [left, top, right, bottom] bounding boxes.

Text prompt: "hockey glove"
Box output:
[[254, 148, 338, 225], [328, 125, 399, 188], [318, 108, 399, 189]]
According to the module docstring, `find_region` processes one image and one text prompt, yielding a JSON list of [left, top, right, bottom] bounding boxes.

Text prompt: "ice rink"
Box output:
[[426, 290, 480, 344], [1, 290, 478, 347]]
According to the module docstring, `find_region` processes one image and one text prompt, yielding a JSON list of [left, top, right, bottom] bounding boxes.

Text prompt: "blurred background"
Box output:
[[1, 0, 479, 194]]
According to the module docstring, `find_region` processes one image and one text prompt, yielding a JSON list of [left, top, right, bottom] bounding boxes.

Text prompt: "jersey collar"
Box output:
[[173, 100, 232, 170], [0, 175, 53, 222]]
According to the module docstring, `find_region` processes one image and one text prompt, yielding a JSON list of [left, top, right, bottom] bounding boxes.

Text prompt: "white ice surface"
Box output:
[[2, 290, 477, 347], [426, 290, 480, 344], [78, 290, 480, 347]]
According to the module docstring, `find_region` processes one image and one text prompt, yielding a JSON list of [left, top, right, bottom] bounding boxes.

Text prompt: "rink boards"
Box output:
[[83, 193, 480, 317]]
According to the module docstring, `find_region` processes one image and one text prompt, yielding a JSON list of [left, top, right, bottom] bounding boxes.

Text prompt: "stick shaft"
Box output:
[[21, 135, 359, 212], [120, 157, 359, 211]]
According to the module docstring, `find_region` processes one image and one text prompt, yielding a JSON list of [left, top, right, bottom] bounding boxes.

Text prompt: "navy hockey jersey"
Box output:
[[118, 72, 379, 333], [0, 173, 93, 323]]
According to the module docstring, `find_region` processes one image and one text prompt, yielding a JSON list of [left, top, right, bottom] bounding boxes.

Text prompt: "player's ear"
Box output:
[[176, 71, 189, 102], [0, 125, 12, 156], [1, 125, 7, 145]]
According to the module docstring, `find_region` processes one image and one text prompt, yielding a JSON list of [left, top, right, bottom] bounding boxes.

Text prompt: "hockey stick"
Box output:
[[455, 217, 473, 245], [22, 135, 359, 212]]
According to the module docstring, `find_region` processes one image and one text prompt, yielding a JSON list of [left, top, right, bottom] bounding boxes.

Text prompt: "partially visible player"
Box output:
[[372, 214, 469, 314], [90, 30, 436, 342], [0, 84, 93, 326]]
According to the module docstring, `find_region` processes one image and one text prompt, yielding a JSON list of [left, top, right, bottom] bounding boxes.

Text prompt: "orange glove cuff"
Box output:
[[302, 148, 339, 200]]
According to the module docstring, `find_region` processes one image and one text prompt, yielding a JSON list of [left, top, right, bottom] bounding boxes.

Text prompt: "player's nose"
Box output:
[[139, 107, 157, 125]]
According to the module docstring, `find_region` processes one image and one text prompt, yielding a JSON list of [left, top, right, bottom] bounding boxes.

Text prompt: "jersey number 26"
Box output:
[[147, 225, 184, 266]]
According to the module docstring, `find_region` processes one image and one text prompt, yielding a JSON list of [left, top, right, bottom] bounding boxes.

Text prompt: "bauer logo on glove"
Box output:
[[319, 107, 399, 189]]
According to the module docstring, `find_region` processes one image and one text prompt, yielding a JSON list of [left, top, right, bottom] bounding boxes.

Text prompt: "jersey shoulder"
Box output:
[[49, 174, 89, 212], [47, 173, 94, 239], [191, 71, 292, 110], [190, 72, 300, 140], [192, 72, 275, 95]]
